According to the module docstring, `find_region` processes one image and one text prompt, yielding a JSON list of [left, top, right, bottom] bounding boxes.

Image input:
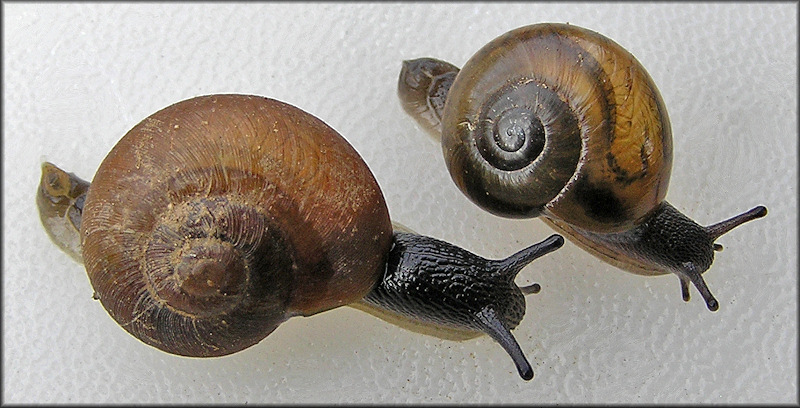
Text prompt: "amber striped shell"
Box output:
[[80, 94, 392, 356], [442, 23, 673, 233]]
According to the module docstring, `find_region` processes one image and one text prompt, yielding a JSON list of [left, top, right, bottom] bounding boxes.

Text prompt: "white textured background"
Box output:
[[3, 3, 796, 404]]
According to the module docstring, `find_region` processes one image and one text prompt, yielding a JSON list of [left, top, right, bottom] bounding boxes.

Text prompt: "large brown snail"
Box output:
[[398, 23, 767, 311], [37, 94, 565, 380]]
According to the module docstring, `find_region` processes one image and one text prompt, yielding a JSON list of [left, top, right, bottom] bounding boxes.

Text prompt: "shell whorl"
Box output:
[[442, 23, 673, 233], [80, 94, 392, 356]]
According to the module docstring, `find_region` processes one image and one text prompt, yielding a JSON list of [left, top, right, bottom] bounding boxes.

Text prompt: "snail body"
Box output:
[[398, 23, 767, 311], [37, 94, 564, 380]]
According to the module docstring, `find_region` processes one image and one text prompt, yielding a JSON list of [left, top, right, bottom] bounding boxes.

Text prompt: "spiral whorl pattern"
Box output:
[[442, 23, 672, 232], [142, 195, 291, 319], [80, 95, 392, 356]]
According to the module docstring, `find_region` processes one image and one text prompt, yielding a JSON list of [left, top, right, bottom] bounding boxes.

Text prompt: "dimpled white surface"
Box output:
[[3, 3, 796, 404]]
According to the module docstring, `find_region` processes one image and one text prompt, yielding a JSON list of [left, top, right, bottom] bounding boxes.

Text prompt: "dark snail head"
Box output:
[[38, 93, 565, 380], [364, 232, 563, 380], [398, 23, 767, 311]]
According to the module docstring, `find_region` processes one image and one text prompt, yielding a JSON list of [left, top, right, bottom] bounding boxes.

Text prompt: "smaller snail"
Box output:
[[397, 23, 767, 311], [37, 94, 564, 380]]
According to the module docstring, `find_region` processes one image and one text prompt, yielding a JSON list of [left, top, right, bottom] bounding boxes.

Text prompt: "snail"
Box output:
[[397, 23, 767, 312], [36, 94, 565, 380]]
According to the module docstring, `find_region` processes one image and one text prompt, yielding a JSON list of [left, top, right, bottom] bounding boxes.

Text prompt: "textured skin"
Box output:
[[550, 202, 714, 277], [363, 232, 527, 332], [543, 202, 766, 310], [363, 231, 563, 380]]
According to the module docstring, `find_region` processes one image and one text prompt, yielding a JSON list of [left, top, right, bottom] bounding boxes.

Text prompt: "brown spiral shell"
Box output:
[[442, 23, 673, 233], [80, 94, 393, 357]]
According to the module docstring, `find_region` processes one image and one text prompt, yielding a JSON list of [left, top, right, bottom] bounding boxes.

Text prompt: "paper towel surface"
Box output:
[[3, 3, 796, 403]]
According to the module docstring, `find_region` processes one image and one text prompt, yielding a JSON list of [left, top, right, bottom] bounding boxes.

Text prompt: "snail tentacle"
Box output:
[[475, 306, 533, 380], [705, 205, 768, 245]]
